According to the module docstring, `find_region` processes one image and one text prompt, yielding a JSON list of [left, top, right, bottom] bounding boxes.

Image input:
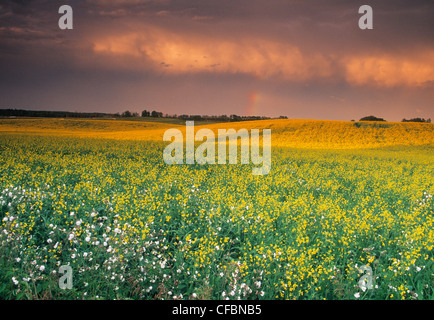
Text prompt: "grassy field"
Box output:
[[0, 118, 433, 300]]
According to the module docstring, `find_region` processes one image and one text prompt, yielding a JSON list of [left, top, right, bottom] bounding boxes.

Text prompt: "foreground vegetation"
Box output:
[[0, 119, 433, 300]]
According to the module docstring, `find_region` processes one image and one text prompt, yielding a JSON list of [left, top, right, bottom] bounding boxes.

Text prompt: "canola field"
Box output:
[[0, 118, 433, 300]]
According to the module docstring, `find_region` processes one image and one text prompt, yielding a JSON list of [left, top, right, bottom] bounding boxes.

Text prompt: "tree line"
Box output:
[[111, 109, 278, 122], [355, 115, 431, 123], [0, 109, 114, 118], [117, 109, 287, 122], [0, 109, 430, 123], [0, 108, 285, 122]]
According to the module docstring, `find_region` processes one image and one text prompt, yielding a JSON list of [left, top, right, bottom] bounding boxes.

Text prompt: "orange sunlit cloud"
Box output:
[[344, 53, 434, 87], [91, 26, 434, 88], [92, 26, 335, 81]]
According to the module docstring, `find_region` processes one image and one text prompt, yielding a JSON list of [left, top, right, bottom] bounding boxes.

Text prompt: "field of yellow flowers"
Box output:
[[0, 118, 433, 300]]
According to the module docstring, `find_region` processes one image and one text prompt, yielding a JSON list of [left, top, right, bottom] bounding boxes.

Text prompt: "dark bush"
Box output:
[[359, 115, 386, 122]]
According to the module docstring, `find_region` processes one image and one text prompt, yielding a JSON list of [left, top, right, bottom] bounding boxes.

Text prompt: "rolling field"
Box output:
[[0, 118, 433, 300]]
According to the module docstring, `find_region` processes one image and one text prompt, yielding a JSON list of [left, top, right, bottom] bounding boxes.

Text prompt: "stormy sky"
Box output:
[[0, 0, 433, 121]]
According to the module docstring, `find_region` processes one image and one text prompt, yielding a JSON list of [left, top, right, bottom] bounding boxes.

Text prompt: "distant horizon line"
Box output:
[[0, 108, 432, 124]]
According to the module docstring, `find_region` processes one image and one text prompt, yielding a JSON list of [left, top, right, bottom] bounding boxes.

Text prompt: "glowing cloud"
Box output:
[[91, 26, 335, 81], [344, 52, 434, 87], [91, 25, 434, 89]]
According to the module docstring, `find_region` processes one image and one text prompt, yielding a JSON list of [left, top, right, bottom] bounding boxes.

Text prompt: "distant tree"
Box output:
[[142, 110, 150, 117], [190, 115, 203, 121], [402, 117, 430, 123], [359, 115, 386, 122], [279, 115, 288, 119], [132, 112, 139, 117], [151, 111, 163, 117], [230, 114, 241, 122], [121, 110, 132, 117]]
